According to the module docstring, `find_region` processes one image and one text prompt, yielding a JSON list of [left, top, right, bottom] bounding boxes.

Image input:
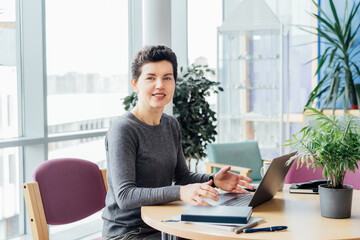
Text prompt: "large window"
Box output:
[[0, 1, 18, 140], [187, 0, 222, 69], [0, 0, 130, 239], [0, 147, 20, 239], [46, 0, 129, 136], [48, 137, 106, 168], [187, 0, 222, 154], [44, 0, 129, 236], [0, 0, 20, 238]]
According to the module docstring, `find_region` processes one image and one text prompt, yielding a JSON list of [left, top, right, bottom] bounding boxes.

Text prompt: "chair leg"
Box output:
[[23, 182, 49, 240]]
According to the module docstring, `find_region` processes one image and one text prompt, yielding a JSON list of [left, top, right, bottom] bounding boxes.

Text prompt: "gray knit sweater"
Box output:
[[102, 112, 210, 237]]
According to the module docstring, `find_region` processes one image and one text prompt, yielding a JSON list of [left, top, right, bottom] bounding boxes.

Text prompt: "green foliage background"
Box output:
[[304, 0, 360, 112], [285, 107, 360, 188]]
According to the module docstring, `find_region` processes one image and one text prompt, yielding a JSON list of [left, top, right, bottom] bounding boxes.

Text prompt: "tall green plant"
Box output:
[[304, 0, 360, 113], [285, 107, 360, 188], [122, 64, 223, 171]]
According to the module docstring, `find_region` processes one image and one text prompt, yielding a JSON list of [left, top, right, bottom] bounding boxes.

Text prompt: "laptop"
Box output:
[[206, 152, 295, 208]]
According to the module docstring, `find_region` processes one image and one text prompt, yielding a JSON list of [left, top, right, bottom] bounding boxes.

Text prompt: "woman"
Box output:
[[102, 45, 254, 239]]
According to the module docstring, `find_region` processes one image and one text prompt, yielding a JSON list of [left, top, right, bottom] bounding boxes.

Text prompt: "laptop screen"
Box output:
[[249, 152, 295, 207]]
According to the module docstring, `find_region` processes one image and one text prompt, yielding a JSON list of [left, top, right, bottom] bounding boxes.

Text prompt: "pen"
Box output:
[[234, 219, 264, 234], [243, 226, 287, 233]]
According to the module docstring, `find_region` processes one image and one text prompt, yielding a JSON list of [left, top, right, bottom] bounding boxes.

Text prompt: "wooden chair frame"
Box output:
[[206, 159, 272, 177], [23, 169, 107, 240]]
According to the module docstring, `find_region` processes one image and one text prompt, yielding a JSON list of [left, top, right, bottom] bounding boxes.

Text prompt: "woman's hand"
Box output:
[[214, 166, 254, 193], [180, 180, 219, 206]]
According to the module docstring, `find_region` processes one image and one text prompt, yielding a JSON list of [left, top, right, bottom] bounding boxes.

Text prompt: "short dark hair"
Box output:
[[131, 45, 178, 82]]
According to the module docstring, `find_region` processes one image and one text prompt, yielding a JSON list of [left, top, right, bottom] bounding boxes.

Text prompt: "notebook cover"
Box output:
[[289, 183, 319, 194], [181, 206, 252, 224]]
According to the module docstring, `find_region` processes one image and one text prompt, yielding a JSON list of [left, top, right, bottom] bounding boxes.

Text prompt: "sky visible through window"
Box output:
[[188, 0, 222, 69], [46, 0, 128, 77]]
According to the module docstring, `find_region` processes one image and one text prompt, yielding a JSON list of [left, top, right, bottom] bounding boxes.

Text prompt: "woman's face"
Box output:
[[132, 60, 175, 111]]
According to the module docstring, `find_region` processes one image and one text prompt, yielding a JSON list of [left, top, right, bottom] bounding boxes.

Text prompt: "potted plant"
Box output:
[[304, 0, 360, 112], [123, 63, 223, 172], [285, 107, 360, 218]]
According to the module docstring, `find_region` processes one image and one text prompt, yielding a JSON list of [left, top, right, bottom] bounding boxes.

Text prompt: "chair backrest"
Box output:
[[23, 158, 107, 240], [344, 169, 360, 190], [284, 160, 323, 184], [284, 158, 360, 190], [206, 141, 263, 181]]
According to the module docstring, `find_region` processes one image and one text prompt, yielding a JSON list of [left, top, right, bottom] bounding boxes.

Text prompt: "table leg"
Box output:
[[161, 232, 179, 240]]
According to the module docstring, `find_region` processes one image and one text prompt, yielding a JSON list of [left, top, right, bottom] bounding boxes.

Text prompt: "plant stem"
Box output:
[[195, 159, 199, 173]]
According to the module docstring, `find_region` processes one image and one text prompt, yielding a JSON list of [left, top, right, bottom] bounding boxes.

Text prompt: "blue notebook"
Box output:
[[181, 206, 252, 224]]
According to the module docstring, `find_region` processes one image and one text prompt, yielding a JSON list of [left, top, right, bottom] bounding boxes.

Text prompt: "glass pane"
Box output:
[[48, 137, 106, 168], [0, 147, 21, 239], [187, 0, 222, 126], [188, 0, 222, 68], [46, 0, 129, 135], [0, 0, 19, 139]]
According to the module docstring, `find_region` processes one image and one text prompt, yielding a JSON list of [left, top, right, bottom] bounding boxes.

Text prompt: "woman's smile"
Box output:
[[152, 93, 166, 99]]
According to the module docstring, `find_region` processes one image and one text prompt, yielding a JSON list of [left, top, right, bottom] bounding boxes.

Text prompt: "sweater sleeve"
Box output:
[[172, 119, 211, 185], [107, 121, 180, 210]]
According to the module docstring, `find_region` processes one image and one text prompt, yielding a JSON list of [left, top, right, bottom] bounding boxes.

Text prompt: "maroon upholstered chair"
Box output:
[[23, 158, 107, 240], [285, 158, 360, 190], [284, 159, 323, 184], [344, 169, 360, 190]]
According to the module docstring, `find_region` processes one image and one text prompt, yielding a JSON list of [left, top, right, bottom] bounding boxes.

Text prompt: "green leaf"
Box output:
[[317, 28, 341, 48], [289, 106, 360, 187], [313, 13, 335, 33], [303, 0, 360, 110], [314, 50, 330, 76], [329, 0, 341, 33], [312, 0, 333, 24]]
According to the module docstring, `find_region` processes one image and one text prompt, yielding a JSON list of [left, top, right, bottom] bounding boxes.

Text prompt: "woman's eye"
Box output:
[[164, 77, 171, 80], [146, 77, 154, 80]]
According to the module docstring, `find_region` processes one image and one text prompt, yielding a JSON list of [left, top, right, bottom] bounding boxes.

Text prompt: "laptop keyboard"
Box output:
[[219, 194, 253, 206]]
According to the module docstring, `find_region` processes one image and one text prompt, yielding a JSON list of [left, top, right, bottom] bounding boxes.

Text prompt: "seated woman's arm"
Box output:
[[106, 122, 181, 210]]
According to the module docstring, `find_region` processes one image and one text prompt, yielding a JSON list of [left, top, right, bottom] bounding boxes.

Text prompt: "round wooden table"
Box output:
[[141, 185, 360, 240]]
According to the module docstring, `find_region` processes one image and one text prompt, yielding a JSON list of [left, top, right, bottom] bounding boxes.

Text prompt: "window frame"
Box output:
[[0, 0, 136, 238], [0, 0, 190, 238]]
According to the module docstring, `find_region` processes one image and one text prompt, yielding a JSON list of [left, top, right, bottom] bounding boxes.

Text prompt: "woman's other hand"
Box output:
[[180, 180, 219, 206], [214, 166, 254, 193]]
